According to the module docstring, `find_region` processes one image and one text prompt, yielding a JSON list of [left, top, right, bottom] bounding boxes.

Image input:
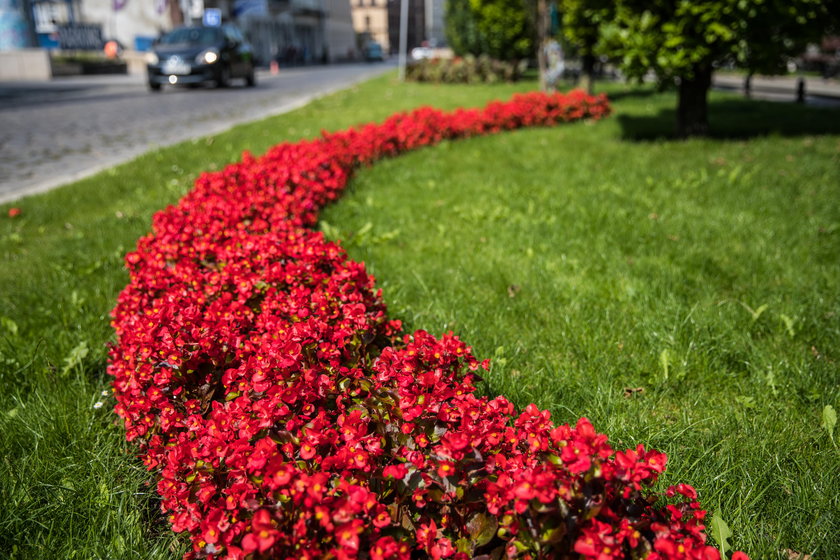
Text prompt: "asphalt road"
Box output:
[[0, 62, 394, 204]]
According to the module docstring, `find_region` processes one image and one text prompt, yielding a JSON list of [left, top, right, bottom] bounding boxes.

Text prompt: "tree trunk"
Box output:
[[744, 72, 752, 99], [677, 65, 712, 137], [536, 0, 548, 91], [580, 53, 596, 95]]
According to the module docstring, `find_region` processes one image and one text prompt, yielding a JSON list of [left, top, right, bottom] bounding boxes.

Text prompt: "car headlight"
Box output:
[[145, 52, 159, 65], [197, 49, 219, 64]]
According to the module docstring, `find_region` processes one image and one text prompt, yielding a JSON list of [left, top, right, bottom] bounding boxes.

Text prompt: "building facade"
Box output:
[[3, 0, 356, 63], [386, 0, 423, 54], [349, 0, 388, 52], [424, 0, 443, 46], [323, 0, 356, 60], [73, 0, 179, 50]]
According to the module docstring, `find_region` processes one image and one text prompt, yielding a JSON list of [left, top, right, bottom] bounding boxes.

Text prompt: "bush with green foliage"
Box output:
[[406, 55, 526, 84]]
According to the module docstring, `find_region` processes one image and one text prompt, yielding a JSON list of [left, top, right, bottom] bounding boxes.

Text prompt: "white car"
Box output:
[[410, 47, 434, 61]]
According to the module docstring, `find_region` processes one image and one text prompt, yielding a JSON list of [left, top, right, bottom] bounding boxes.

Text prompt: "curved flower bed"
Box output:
[[109, 91, 746, 560]]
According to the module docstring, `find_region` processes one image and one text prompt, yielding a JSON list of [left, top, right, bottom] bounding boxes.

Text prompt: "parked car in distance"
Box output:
[[410, 46, 433, 61], [364, 41, 384, 62], [146, 24, 256, 91]]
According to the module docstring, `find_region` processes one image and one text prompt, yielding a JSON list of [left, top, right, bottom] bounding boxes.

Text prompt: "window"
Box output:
[[159, 27, 222, 46]]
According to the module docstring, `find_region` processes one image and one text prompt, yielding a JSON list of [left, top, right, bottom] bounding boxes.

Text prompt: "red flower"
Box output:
[[7, 207, 20, 218], [240, 509, 278, 553], [382, 463, 408, 480], [104, 90, 746, 560], [436, 461, 455, 478], [371, 536, 402, 560], [336, 519, 363, 552]]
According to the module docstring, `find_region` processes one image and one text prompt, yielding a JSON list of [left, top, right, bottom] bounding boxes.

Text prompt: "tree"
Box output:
[[558, 0, 613, 94], [536, 0, 549, 90], [444, 0, 533, 61], [470, 0, 534, 60], [599, 0, 839, 137], [445, 0, 488, 57]]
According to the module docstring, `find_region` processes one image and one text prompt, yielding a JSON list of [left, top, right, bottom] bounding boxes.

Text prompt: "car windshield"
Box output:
[[159, 27, 221, 47]]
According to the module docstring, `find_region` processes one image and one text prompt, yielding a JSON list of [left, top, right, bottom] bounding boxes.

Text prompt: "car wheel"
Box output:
[[216, 65, 231, 88], [148, 81, 161, 92], [245, 64, 256, 87]]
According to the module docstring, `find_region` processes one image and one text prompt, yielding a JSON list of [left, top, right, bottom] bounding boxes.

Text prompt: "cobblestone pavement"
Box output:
[[0, 62, 393, 204]]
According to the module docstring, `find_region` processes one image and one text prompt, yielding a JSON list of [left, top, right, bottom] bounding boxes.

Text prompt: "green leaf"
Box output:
[[710, 512, 732, 558], [318, 220, 340, 241], [467, 512, 499, 547], [660, 349, 671, 380], [493, 346, 507, 368], [822, 405, 837, 443], [779, 314, 796, 337], [373, 228, 400, 244], [740, 301, 768, 323], [62, 341, 89, 377], [727, 165, 742, 185], [356, 221, 373, 237], [0, 316, 18, 336], [455, 538, 472, 554]]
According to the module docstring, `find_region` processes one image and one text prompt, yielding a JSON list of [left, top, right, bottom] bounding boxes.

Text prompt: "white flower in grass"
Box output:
[[93, 401, 104, 409]]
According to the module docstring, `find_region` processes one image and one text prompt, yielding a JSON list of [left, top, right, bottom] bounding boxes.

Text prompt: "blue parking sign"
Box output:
[[203, 8, 222, 27]]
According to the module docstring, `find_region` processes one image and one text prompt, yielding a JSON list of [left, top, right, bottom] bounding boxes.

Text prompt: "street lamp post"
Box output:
[[397, 0, 408, 81]]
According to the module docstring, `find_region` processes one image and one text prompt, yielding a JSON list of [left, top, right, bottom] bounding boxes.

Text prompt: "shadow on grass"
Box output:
[[602, 87, 662, 103], [618, 97, 840, 141]]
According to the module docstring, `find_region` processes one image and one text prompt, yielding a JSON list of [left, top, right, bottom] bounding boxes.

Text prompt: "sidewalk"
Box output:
[[713, 73, 840, 105]]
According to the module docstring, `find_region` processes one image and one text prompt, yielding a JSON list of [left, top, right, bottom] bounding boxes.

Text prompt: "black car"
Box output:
[[147, 25, 256, 91]]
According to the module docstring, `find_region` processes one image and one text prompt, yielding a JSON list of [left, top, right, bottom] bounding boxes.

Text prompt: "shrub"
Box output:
[[109, 92, 745, 559], [406, 56, 526, 84]]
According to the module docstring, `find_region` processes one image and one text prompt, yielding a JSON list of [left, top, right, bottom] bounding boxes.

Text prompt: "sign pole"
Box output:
[[398, 0, 408, 81]]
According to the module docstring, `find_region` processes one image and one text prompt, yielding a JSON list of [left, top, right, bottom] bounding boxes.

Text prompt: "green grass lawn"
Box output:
[[1, 74, 838, 559]]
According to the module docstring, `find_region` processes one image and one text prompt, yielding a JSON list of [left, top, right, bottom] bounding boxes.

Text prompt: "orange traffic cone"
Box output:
[[270, 60, 279, 75]]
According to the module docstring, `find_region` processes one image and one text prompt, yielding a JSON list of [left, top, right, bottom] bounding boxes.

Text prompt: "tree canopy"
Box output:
[[557, 0, 614, 92], [589, 0, 840, 135], [559, 0, 612, 59], [445, 0, 533, 61], [599, 0, 837, 81]]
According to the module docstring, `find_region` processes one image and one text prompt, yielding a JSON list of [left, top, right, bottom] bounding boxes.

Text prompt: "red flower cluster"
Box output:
[[109, 91, 745, 559]]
